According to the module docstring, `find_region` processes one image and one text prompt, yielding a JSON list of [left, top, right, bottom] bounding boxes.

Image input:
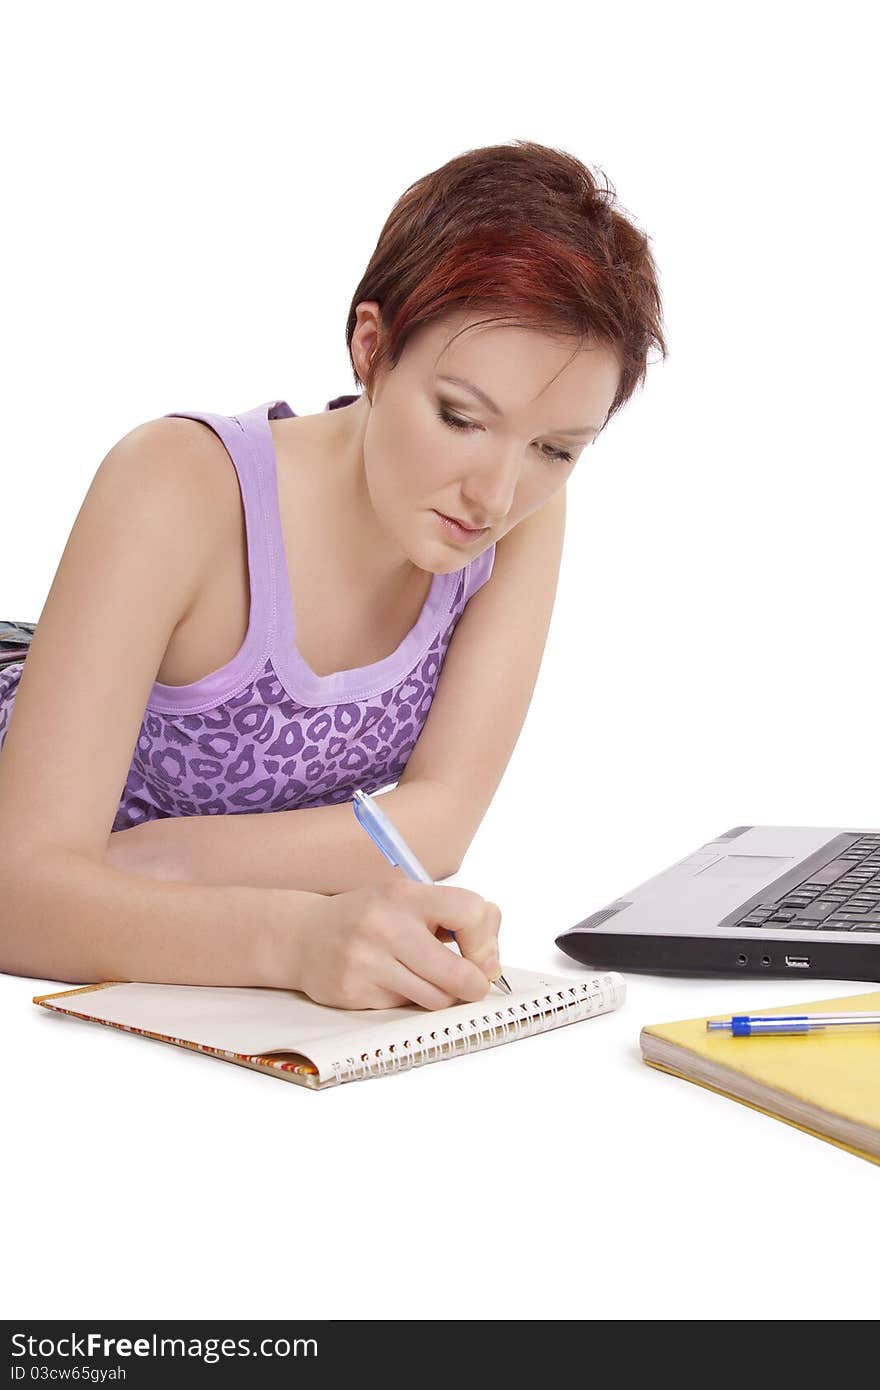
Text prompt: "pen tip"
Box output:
[[495, 973, 513, 994]]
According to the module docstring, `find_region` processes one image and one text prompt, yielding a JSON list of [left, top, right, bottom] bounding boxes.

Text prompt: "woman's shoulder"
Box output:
[[111, 415, 246, 593]]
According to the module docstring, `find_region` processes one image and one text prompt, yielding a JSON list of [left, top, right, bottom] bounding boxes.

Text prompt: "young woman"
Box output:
[[0, 140, 666, 1010]]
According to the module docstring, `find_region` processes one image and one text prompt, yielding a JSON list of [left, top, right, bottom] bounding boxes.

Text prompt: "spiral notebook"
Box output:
[[33, 967, 626, 1089]]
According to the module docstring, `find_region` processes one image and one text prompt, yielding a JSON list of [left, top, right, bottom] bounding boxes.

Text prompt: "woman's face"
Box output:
[[356, 305, 622, 572]]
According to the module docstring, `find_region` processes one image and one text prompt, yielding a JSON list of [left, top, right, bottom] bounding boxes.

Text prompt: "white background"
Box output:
[[2, 0, 878, 1323]]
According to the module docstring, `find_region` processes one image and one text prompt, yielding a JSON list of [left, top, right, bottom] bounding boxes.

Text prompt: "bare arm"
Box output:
[[103, 778, 461, 890], [0, 419, 322, 988], [397, 488, 567, 859], [0, 849, 325, 987]]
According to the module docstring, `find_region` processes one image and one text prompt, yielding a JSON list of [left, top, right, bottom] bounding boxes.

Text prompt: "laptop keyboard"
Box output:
[[730, 833, 880, 932]]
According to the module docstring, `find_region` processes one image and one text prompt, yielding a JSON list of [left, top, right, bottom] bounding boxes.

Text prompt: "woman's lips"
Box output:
[[434, 510, 488, 542]]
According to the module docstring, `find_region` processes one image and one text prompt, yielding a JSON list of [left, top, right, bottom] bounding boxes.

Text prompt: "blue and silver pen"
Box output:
[[707, 1011, 880, 1036], [352, 787, 511, 994]]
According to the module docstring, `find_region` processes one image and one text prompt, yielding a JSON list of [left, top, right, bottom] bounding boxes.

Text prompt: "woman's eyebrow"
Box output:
[[436, 374, 600, 437]]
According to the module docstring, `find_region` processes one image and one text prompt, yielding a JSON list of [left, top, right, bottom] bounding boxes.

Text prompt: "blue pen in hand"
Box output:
[[352, 787, 511, 994]]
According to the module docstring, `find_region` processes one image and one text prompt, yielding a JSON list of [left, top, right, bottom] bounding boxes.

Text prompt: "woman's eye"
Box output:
[[436, 407, 478, 433], [436, 407, 573, 464], [541, 443, 574, 464]]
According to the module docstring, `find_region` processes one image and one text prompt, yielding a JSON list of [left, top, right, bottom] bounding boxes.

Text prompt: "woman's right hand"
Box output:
[[295, 880, 503, 1011]]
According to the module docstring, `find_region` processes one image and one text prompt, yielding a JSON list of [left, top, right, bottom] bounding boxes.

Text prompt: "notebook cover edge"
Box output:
[[32, 991, 326, 1088], [643, 1057, 880, 1167]]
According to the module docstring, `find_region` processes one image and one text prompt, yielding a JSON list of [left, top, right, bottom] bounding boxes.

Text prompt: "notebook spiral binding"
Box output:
[[329, 976, 619, 1085]]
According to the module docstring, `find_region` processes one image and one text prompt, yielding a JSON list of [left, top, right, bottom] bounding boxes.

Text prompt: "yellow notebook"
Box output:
[[33, 968, 625, 1090], [640, 990, 880, 1166]]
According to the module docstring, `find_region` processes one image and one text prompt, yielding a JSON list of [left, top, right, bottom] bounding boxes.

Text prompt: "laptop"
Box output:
[[555, 825, 880, 980]]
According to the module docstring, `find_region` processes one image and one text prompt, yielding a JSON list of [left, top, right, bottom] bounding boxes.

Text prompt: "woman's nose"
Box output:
[[462, 449, 520, 524]]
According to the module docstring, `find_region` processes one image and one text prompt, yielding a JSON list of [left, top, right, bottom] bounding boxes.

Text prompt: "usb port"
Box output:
[[784, 954, 810, 969]]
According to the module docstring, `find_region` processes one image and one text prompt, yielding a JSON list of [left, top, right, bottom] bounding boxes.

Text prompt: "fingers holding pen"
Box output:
[[349, 787, 509, 992], [388, 880, 503, 983], [302, 880, 505, 1011]]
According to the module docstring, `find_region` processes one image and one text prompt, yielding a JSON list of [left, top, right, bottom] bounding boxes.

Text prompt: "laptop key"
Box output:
[[807, 859, 862, 886], [794, 900, 836, 919], [825, 915, 880, 926]]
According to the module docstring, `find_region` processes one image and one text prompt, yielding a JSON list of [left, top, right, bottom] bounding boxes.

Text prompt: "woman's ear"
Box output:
[[351, 301, 383, 388]]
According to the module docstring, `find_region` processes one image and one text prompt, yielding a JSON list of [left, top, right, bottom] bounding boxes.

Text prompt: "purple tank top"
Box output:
[[0, 397, 495, 829]]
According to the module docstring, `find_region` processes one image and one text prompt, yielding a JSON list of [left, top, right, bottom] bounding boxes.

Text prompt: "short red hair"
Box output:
[[346, 140, 668, 431]]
